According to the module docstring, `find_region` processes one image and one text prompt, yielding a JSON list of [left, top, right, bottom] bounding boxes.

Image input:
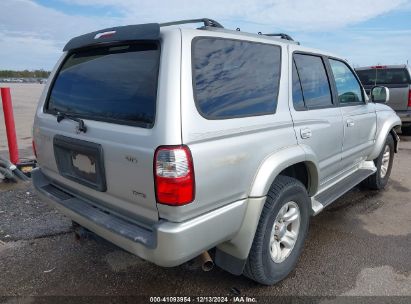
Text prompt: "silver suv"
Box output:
[[32, 19, 401, 285]]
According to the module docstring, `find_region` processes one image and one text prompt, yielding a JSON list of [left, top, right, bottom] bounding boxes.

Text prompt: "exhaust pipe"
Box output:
[[198, 251, 214, 272]]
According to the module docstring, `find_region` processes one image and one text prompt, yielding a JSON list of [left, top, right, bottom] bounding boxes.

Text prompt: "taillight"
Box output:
[[32, 140, 37, 159], [154, 145, 195, 206], [408, 89, 411, 107]]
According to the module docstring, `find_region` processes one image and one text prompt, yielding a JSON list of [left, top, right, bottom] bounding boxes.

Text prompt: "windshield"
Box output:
[[47, 43, 160, 128]]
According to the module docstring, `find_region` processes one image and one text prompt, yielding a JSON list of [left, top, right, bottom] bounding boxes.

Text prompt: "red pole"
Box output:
[[1, 87, 19, 164]]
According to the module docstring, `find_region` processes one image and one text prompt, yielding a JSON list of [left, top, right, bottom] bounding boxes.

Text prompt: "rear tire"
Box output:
[[362, 134, 394, 190], [243, 175, 310, 285]]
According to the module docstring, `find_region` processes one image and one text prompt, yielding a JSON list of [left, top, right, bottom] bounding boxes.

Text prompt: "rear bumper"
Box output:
[[397, 110, 411, 125], [32, 168, 247, 267]]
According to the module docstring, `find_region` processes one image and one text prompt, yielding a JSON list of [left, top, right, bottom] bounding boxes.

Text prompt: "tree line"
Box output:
[[0, 70, 50, 78]]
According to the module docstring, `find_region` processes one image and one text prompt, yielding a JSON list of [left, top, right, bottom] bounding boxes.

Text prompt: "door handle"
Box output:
[[300, 128, 312, 139], [346, 119, 355, 127]]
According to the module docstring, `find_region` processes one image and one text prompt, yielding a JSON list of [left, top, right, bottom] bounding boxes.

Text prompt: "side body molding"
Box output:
[[215, 145, 319, 275]]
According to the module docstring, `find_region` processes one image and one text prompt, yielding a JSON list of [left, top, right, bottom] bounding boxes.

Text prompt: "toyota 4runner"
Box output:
[[32, 18, 401, 285]]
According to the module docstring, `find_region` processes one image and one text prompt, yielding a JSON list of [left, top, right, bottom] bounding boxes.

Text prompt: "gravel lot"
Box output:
[[0, 84, 410, 301]]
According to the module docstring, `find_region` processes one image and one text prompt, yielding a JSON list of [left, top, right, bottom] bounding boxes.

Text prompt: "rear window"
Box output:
[[192, 37, 281, 119], [47, 43, 160, 128], [356, 68, 410, 86]]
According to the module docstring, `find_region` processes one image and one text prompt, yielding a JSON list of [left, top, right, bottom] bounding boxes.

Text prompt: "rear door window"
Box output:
[[192, 37, 281, 119], [47, 43, 160, 128], [293, 54, 333, 109], [356, 68, 411, 85]]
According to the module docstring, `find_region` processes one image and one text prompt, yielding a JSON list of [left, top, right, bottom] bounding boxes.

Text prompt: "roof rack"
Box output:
[[259, 33, 295, 41], [159, 19, 298, 44], [160, 18, 224, 29]]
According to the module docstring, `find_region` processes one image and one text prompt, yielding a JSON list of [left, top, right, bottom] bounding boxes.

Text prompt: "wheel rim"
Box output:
[[380, 145, 390, 178], [269, 201, 300, 263]]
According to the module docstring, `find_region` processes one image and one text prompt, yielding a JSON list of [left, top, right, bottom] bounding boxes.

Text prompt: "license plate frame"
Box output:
[[53, 135, 107, 192]]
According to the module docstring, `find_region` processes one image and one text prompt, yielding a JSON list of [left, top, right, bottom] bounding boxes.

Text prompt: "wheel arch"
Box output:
[[390, 127, 400, 153], [215, 145, 319, 275], [249, 145, 319, 197], [368, 111, 401, 160]]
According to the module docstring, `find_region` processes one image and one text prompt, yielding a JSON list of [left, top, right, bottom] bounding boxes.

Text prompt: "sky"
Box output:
[[0, 0, 410, 70]]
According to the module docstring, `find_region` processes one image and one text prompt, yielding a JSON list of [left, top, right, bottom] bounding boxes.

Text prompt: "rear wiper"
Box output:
[[56, 112, 87, 133]]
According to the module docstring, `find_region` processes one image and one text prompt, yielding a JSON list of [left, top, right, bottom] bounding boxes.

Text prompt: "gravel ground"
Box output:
[[0, 182, 71, 242], [0, 136, 410, 302]]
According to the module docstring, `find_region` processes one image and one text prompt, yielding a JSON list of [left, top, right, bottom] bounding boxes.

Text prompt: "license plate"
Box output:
[[53, 135, 107, 192], [71, 153, 97, 181]]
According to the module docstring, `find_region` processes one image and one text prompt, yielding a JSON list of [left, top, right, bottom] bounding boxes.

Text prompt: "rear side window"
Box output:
[[329, 59, 364, 104], [294, 54, 333, 109], [192, 38, 281, 119], [47, 43, 160, 128], [356, 68, 411, 85]]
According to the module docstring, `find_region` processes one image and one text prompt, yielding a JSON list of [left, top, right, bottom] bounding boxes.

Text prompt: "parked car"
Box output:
[[355, 65, 411, 135], [32, 18, 401, 285]]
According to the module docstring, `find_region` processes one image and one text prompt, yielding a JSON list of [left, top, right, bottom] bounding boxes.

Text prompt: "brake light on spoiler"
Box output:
[[94, 31, 116, 39], [63, 23, 160, 52], [371, 65, 387, 69]]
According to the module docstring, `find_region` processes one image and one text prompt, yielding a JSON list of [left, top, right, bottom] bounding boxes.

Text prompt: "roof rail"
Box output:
[[259, 33, 295, 41], [160, 18, 224, 29]]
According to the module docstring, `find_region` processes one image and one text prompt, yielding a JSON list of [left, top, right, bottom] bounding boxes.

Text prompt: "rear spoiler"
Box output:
[[63, 23, 160, 52]]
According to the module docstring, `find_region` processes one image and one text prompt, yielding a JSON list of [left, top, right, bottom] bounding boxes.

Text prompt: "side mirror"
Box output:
[[371, 86, 390, 103]]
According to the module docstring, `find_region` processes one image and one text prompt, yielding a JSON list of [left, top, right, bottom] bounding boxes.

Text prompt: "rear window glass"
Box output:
[[356, 68, 410, 85], [192, 38, 281, 119], [47, 43, 160, 128]]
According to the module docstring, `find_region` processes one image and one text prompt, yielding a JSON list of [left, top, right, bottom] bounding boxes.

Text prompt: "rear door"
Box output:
[[328, 58, 376, 169], [290, 52, 344, 184], [356, 67, 411, 111], [33, 39, 179, 225]]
